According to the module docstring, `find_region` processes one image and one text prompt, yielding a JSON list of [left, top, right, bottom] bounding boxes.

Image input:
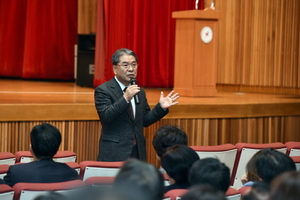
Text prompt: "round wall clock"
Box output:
[[200, 26, 213, 44]]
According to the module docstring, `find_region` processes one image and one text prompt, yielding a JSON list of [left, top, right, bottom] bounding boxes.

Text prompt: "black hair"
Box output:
[[30, 123, 61, 159], [152, 125, 188, 158]]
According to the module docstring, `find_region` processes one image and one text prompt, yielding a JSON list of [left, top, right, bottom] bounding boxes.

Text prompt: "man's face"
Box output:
[[113, 54, 138, 86]]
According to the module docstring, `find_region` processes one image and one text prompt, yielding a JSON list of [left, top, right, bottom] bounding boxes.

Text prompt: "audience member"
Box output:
[[189, 157, 230, 193], [241, 181, 270, 200], [152, 125, 188, 161], [4, 123, 79, 186], [268, 171, 300, 200], [160, 144, 199, 193], [181, 185, 226, 200], [112, 158, 164, 200], [241, 152, 261, 186], [254, 148, 296, 184], [0, 178, 4, 184]]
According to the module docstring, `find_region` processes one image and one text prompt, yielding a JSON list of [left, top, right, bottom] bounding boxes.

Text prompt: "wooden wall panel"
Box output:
[[212, 0, 300, 94], [0, 117, 299, 166]]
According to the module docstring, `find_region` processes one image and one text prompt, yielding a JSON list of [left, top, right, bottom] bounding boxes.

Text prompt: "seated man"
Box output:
[[4, 123, 79, 186], [152, 125, 188, 161], [113, 158, 164, 200], [189, 157, 231, 194]]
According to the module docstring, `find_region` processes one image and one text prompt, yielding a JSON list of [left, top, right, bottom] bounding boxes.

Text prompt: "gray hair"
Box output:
[[111, 48, 138, 65]]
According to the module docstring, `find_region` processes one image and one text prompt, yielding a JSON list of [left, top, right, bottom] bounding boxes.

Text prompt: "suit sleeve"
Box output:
[[141, 89, 169, 127], [3, 166, 14, 187], [94, 85, 129, 124]]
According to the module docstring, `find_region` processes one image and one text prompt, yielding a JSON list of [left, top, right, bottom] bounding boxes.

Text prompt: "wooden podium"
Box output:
[[172, 9, 222, 97]]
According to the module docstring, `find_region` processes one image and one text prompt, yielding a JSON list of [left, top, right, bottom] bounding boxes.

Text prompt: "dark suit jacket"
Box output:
[[3, 158, 79, 187], [94, 77, 168, 161]]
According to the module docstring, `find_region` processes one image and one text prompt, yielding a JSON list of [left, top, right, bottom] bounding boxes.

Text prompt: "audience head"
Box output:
[[152, 125, 188, 159], [268, 171, 300, 200], [30, 123, 62, 160], [161, 144, 199, 184], [111, 48, 138, 65], [189, 158, 230, 193], [254, 148, 296, 184], [113, 158, 164, 200], [241, 181, 270, 200], [181, 185, 226, 200]]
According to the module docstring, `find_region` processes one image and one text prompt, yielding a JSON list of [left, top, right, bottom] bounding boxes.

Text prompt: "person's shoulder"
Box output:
[[95, 78, 116, 90], [0, 178, 5, 184]]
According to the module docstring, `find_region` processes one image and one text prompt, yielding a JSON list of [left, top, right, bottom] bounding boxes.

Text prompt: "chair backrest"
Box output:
[[163, 189, 188, 200], [53, 151, 77, 163], [285, 141, 300, 156], [291, 156, 300, 171], [0, 164, 10, 179], [12, 180, 86, 200], [231, 142, 286, 189], [190, 144, 237, 175], [84, 176, 115, 188], [0, 152, 16, 165], [0, 184, 14, 200], [238, 186, 251, 197], [15, 151, 77, 163], [79, 161, 124, 181], [14, 151, 33, 163], [225, 187, 241, 200]]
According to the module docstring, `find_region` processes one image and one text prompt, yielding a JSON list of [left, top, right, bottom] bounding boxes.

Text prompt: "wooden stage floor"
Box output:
[[1, 78, 300, 121], [1, 78, 300, 165]]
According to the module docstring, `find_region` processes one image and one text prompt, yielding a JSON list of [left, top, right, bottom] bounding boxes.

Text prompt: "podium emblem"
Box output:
[[200, 26, 213, 43]]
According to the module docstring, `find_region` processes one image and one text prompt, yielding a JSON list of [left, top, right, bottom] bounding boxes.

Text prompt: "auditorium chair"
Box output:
[[79, 161, 124, 181], [238, 186, 251, 196], [231, 142, 286, 189], [163, 189, 188, 200], [12, 180, 86, 200], [84, 176, 115, 187], [0, 184, 14, 200], [190, 144, 237, 175], [0, 152, 16, 165], [285, 141, 300, 156], [15, 151, 77, 163], [0, 164, 10, 179], [225, 187, 241, 200], [291, 156, 300, 171]]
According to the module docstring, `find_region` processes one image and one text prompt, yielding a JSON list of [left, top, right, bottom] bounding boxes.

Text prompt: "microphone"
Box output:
[[130, 78, 140, 104]]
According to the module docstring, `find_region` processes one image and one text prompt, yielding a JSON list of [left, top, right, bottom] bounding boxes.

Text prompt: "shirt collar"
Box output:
[[114, 76, 130, 92]]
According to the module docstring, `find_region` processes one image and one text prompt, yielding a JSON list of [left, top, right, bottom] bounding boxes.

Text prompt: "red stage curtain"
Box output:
[[94, 0, 204, 88], [0, 0, 77, 80]]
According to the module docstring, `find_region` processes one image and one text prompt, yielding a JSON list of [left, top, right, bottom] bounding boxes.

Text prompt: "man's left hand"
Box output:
[[159, 90, 179, 109]]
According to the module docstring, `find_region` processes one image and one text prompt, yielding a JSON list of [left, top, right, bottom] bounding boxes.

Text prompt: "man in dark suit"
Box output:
[[94, 48, 179, 161], [4, 123, 79, 187]]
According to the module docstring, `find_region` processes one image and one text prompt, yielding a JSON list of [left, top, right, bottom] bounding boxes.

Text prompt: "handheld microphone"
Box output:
[[130, 78, 140, 104]]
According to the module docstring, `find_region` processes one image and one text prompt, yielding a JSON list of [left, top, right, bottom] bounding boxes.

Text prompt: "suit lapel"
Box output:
[[109, 78, 135, 122]]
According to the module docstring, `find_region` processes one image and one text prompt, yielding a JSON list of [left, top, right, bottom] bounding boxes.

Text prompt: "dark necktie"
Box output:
[[123, 87, 134, 119]]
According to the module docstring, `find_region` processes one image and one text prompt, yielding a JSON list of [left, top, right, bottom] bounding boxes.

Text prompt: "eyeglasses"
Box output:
[[117, 62, 138, 70]]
